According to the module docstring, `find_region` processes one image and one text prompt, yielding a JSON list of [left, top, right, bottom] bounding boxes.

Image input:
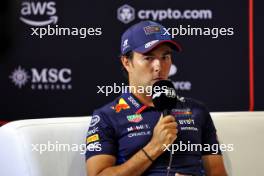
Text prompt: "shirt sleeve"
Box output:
[[85, 110, 117, 160], [201, 109, 222, 155]]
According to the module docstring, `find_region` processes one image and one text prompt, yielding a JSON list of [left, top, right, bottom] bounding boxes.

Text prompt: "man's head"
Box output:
[[120, 20, 181, 88]]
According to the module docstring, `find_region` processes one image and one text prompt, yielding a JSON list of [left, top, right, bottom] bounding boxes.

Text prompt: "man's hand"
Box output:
[[86, 114, 179, 176], [148, 114, 178, 154]]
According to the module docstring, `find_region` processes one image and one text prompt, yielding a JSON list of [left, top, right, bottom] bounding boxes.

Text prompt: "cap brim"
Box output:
[[134, 40, 182, 54]]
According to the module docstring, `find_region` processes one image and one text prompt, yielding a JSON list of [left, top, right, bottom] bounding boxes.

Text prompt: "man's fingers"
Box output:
[[165, 127, 178, 135], [159, 113, 163, 120], [157, 114, 164, 124], [162, 115, 175, 123], [175, 173, 192, 176], [164, 122, 178, 129], [166, 133, 177, 142], [159, 114, 175, 124]]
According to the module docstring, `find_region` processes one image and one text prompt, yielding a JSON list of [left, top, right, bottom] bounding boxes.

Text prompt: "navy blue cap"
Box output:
[[121, 21, 182, 55]]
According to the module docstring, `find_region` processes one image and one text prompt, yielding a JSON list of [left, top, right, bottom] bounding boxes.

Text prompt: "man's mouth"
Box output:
[[153, 77, 164, 81]]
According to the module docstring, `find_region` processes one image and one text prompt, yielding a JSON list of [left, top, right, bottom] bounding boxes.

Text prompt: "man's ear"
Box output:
[[121, 56, 132, 73]]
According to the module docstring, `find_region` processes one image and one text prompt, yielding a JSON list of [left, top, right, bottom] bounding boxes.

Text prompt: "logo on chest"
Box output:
[[127, 114, 143, 123], [111, 98, 130, 113], [178, 118, 195, 125], [171, 108, 192, 118], [126, 124, 151, 138]]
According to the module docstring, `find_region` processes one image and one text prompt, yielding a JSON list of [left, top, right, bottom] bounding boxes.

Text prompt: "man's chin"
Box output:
[[151, 78, 167, 85]]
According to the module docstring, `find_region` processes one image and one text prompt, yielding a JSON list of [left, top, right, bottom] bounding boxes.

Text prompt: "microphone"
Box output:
[[151, 80, 177, 116], [151, 80, 178, 176]]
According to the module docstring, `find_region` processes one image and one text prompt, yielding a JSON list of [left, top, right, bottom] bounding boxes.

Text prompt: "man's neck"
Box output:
[[128, 80, 154, 107], [133, 92, 154, 107]]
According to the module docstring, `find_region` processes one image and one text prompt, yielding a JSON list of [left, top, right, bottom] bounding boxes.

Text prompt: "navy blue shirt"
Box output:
[[85, 92, 221, 176]]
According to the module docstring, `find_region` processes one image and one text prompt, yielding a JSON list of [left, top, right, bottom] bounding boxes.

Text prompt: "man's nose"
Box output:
[[153, 58, 161, 72]]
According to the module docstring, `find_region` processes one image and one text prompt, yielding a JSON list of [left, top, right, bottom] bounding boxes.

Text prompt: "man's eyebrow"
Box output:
[[163, 50, 173, 55], [144, 50, 173, 56]]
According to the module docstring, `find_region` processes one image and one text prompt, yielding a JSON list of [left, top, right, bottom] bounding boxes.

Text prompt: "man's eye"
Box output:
[[162, 54, 172, 60], [144, 56, 155, 61]]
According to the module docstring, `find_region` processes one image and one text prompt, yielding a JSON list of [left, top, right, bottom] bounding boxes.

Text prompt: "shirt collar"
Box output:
[[121, 92, 149, 114]]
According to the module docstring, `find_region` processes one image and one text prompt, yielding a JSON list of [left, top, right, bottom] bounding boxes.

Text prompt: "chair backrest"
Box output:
[[0, 117, 91, 176], [211, 112, 264, 176], [0, 112, 263, 176]]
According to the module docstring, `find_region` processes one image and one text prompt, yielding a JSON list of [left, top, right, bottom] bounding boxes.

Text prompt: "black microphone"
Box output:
[[151, 80, 177, 116], [151, 80, 178, 176]]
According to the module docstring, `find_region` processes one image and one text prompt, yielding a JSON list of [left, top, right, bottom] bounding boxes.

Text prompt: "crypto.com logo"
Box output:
[[117, 4, 135, 24], [9, 66, 72, 90], [117, 4, 212, 24], [20, 1, 58, 26]]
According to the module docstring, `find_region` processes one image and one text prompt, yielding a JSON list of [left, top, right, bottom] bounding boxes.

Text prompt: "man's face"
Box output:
[[124, 43, 173, 88]]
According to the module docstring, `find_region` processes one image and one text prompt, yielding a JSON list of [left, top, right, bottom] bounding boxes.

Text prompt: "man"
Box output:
[[85, 21, 227, 176]]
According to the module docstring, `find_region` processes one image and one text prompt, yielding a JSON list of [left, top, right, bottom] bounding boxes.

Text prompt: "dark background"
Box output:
[[0, 0, 262, 123]]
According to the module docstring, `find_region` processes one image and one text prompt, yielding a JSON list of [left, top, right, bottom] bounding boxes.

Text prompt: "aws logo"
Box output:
[[20, 1, 58, 26]]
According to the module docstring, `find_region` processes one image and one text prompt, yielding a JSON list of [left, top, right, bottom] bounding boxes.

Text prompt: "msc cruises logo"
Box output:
[[9, 66, 72, 90]]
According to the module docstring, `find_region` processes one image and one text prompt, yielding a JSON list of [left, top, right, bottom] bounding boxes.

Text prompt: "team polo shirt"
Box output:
[[85, 92, 221, 176]]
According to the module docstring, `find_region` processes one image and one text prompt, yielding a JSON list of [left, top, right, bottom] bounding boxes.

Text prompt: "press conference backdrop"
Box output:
[[0, 0, 263, 123]]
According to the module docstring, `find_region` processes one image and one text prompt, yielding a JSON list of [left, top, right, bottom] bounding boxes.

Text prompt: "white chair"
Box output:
[[0, 112, 263, 176], [0, 117, 91, 176], [211, 112, 264, 176]]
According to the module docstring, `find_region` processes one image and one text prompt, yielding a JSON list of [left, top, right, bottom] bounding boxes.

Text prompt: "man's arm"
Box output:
[[202, 155, 228, 176], [86, 115, 178, 176], [86, 141, 161, 176]]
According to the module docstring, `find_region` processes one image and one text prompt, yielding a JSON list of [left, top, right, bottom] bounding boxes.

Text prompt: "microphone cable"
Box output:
[[166, 147, 173, 176]]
